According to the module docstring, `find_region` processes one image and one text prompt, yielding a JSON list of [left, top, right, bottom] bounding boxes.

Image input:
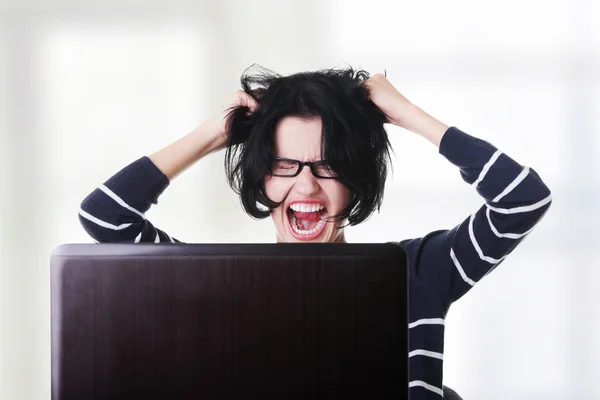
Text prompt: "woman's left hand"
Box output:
[[362, 73, 415, 128]]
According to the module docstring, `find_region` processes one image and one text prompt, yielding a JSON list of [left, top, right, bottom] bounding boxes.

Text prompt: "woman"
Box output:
[[79, 66, 553, 399]]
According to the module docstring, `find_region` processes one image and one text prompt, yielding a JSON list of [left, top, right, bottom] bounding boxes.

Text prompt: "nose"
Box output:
[[294, 164, 320, 196]]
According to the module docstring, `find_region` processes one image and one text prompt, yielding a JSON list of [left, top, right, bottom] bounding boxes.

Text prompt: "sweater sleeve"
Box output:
[[400, 126, 552, 304], [78, 156, 182, 243]]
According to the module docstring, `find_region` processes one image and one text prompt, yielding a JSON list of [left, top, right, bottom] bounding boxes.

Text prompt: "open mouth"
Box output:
[[286, 202, 328, 241]]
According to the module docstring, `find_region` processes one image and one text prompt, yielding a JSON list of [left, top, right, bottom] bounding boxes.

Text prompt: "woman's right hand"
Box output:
[[208, 90, 259, 151], [149, 90, 258, 181]]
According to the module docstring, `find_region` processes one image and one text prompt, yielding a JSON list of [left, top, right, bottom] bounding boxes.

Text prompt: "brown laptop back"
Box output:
[[51, 243, 408, 399]]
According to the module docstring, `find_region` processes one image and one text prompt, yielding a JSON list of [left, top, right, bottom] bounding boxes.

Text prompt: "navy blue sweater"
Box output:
[[79, 126, 552, 398]]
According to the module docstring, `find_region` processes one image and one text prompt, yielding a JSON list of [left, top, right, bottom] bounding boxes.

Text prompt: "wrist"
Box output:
[[391, 102, 418, 128], [190, 119, 227, 156], [396, 105, 449, 148]]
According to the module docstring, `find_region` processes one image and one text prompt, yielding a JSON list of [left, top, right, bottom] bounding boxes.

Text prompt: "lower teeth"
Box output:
[[291, 215, 325, 236]]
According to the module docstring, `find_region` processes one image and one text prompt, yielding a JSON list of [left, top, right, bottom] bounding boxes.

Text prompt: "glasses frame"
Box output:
[[269, 157, 339, 179]]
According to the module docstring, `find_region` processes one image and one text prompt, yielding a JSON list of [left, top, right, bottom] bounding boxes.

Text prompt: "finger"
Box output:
[[242, 93, 259, 112]]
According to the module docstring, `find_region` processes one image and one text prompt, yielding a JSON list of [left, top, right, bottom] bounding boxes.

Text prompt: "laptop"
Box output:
[[51, 243, 408, 399]]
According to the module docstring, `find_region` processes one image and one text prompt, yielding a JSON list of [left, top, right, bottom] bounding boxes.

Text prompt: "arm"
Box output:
[[78, 91, 258, 243], [364, 74, 553, 303], [78, 122, 218, 244], [400, 124, 552, 303]]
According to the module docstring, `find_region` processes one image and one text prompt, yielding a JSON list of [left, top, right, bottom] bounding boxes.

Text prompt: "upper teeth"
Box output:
[[290, 203, 325, 213]]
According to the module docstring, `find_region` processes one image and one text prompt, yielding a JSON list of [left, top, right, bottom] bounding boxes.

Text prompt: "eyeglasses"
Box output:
[[269, 158, 339, 179]]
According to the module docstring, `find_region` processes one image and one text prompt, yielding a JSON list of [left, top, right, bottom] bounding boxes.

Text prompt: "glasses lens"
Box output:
[[271, 159, 299, 176], [313, 162, 338, 178]]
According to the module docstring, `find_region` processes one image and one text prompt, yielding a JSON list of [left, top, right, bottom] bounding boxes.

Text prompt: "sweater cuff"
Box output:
[[438, 126, 498, 168], [104, 156, 170, 206]]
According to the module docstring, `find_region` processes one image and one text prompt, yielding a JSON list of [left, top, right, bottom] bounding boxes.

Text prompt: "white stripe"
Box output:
[[154, 231, 160, 243], [484, 259, 503, 277], [99, 184, 145, 218], [409, 380, 444, 397], [472, 150, 502, 188], [486, 207, 535, 239], [409, 349, 444, 360], [483, 231, 531, 277], [134, 231, 142, 243], [165, 232, 175, 243], [450, 247, 476, 286], [468, 213, 506, 264], [409, 318, 445, 329], [79, 208, 133, 231], [492, 166, 530, 203], [482, 166, 550, 237], [486, 193, 553, 214]]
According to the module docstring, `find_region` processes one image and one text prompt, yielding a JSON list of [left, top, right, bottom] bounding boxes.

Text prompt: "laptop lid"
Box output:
[[51, 243, 408, 399]]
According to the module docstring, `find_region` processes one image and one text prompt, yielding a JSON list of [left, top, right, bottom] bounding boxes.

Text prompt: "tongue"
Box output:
[[293, 211, 322, 231], [293, 211, 322, 221]]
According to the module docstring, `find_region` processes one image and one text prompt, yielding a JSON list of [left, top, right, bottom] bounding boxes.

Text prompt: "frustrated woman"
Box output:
[[79, 66, 553, 399]]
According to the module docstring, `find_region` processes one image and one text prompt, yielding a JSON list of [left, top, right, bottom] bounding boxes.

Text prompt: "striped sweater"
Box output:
[[78, 126, 553, 399]]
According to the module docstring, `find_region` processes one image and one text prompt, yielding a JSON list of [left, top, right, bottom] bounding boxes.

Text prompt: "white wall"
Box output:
[[0, 1, 598, 399]]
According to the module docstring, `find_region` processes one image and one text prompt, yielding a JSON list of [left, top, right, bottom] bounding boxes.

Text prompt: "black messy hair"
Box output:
[[224, 64, 393, 227]]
